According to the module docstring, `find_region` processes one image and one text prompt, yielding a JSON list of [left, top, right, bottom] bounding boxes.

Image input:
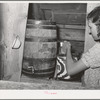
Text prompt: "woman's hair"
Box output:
[[87, 6, 100, 40], [87, 6, 100, 23]]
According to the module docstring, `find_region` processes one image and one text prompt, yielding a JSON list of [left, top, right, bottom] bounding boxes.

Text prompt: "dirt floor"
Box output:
[[0, 74, 99, 90]]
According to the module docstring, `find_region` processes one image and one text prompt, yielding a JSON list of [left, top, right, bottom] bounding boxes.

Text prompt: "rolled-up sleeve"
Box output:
[[81, 43, 100, 68]]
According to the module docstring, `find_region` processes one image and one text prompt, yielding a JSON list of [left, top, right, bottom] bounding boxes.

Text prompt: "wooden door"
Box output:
[[0, 3, 29, 82]]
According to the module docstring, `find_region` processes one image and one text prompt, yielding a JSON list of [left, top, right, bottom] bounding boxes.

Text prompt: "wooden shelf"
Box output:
[[57, 24, 85, 30]]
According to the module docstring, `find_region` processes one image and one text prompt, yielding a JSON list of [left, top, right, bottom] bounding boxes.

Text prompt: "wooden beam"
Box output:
[[0, 3, 29, 82], [57, 24, 85, 30]]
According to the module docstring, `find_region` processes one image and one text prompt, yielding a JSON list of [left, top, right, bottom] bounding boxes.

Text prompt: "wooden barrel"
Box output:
[[22, 20, 57, 78]]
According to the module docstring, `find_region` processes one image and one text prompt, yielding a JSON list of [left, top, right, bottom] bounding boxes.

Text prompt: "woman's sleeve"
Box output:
[[81, 43, 100, 68]]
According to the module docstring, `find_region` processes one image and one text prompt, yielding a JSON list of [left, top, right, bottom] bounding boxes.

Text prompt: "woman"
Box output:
[[64, 6, 100, 76]]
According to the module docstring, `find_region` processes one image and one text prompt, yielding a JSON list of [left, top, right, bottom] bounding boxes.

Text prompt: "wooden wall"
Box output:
[[0, 3, 86, 82], [28, 3, 87, 59]]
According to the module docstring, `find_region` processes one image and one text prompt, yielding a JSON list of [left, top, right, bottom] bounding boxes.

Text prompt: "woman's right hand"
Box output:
[[61, 41, 71, 53]]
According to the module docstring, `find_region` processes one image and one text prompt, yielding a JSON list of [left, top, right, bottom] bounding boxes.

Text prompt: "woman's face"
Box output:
[[88, 20, 100, 40]]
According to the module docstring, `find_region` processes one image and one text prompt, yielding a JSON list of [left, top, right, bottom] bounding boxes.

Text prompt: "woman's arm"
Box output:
[[64, 41, 89, 76]]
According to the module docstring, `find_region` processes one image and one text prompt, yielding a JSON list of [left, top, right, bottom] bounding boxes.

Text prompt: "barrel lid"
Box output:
[[27, 19, 56, 25]]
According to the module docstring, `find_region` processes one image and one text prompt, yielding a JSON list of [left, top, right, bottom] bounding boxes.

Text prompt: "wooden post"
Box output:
[[0, 3, 29, 82], [83, 3, 100, 87]]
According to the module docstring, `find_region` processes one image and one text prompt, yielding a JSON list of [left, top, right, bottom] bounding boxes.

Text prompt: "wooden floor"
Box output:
[[0, 74, 99, 89], [19, 74, 90, 90], [20, 74, 81, 89]]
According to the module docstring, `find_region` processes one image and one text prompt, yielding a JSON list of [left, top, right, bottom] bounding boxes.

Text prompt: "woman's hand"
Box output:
[[61, 41, 71, 53]]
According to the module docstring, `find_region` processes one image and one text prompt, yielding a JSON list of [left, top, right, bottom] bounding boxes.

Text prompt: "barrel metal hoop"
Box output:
[[25, 37, 57, 42], [23, 57, 56, 63], [26, 25, 57, 30], [22, 69, 54, 78], [22, 66, 55, 73], [27, 20, 56, 25]]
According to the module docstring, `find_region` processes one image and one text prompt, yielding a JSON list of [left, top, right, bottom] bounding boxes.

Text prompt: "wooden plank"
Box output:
[[58, 40, 84, 60], [57, 24, 85, 30], [53, 11, 86, 14], [83, 3, 100, 87], [43, 10, 86, 23], [58, 28, 85, 41], [0, 3, 29, 82], [54, 13, 86, 25], [40, 3, 87, 13], [0, 80, 83, 89]]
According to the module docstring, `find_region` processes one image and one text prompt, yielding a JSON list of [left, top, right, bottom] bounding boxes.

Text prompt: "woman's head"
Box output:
[[87, 6, 100, 41]]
